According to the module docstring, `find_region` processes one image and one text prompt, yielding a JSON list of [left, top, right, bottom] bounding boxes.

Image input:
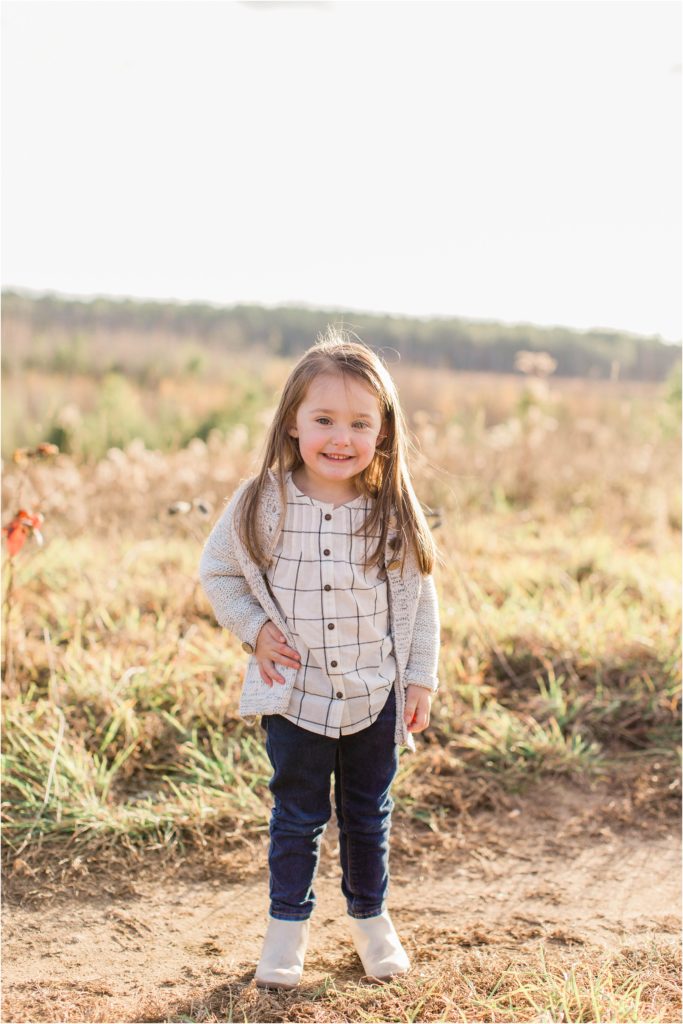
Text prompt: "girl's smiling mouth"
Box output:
[[322, 453, 353, 460]]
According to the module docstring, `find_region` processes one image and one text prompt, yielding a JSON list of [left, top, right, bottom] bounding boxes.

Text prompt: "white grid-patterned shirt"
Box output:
[[265, 471, 396, 737]]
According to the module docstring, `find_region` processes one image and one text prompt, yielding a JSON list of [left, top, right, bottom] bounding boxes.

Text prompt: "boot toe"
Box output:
[[255, 972, 300, 991], [366, 952, 411, 981]]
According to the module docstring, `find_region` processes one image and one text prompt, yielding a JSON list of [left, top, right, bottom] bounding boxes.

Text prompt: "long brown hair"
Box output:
[[234, 327, 436, 575]]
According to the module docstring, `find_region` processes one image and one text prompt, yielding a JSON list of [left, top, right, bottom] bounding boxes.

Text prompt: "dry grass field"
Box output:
[[2, 357, 681, 1023]]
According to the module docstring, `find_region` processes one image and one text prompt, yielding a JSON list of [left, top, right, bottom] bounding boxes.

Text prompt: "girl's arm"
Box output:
[[404, 573, 440, 692], [199, 486, 271, 653]]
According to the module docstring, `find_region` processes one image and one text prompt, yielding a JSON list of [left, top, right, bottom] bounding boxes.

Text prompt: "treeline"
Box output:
[[2, 289, 680, 380]]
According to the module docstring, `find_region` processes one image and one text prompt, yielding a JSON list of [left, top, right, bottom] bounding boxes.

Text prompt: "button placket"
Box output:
[[321, 503, 342, 693]]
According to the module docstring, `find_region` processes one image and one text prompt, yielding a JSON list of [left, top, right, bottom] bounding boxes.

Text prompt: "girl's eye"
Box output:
[[314, 418, 370, 429]]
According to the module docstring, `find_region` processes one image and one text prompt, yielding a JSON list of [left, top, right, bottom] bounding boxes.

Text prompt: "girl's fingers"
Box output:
[[256, 625, 292, 684], [404, 700, 418, 727], [278, 643, 301, 661], [409, 711, 430, 732], [259, 660, 276, 684], [276, 652, 301, 667], [263, 658, 285, 685], [264, 624, 300, 666], [259, 654, 295, 682], [266, 622, 287, 644], [405, 699, 430, 731]]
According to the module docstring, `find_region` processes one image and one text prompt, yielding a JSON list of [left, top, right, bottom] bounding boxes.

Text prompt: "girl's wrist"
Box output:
[[405, 679, 438, 693]]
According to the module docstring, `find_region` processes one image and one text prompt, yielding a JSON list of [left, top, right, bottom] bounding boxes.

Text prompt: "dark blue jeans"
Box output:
[[261, 687, 399, 921]]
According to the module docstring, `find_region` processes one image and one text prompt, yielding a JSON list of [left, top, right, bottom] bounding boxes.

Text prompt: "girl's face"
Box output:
[[288, 373, 386, 494]]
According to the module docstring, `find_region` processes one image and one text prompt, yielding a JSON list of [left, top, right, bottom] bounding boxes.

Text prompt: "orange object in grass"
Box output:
[[2, 510, 44, 556]]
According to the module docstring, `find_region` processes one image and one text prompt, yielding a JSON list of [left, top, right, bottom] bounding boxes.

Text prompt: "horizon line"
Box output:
[[2, 284, 681, 347]]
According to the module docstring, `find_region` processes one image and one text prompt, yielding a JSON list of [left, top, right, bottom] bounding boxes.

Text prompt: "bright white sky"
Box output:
[[2, 0, 681, 341]]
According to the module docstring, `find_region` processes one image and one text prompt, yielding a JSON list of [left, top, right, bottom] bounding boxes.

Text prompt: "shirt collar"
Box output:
[[285, 470, 367, 511]]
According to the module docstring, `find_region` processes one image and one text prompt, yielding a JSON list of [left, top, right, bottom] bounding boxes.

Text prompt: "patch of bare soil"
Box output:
[[2, 778, 680, 1023]]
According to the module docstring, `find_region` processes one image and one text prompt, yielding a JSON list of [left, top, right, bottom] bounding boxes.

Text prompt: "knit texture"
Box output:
[[199, 468, 440, 752]]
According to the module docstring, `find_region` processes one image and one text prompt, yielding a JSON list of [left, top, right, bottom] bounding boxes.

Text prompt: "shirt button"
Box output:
[[324, 584, 331, 592], [330, 660, 338, 667], [323, 548, 331, 556], [327, 622, 335, 630], [336, 691, 343, 699], [324, 513, 332, 521]]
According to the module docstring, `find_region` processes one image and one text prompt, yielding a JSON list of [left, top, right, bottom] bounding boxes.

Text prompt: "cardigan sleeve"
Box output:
[[198, 485, 270, 652], [403, 573, 440, 692]]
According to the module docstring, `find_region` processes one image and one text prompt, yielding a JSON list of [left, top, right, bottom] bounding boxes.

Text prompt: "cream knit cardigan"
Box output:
[[199, 468, 440, 752]]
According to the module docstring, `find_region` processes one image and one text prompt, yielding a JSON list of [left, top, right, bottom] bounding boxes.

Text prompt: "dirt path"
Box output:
[[3, 779, 680, 1023]]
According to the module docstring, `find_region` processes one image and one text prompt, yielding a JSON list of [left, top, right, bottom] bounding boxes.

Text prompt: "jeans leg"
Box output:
[[334, 688, 399, 919], [262, 714, 336, 922]]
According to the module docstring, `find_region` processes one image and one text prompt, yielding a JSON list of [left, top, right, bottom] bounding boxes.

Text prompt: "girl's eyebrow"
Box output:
[[310, 408, 375, 417]]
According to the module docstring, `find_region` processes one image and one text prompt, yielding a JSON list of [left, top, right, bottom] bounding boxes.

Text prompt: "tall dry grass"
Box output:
[[2, 359, 680, 1023], [1, 361, 680, 858]]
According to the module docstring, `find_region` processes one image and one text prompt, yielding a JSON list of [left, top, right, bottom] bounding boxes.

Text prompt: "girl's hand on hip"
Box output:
[[255, 621, 301, 686], [404, 684, 432, 733]]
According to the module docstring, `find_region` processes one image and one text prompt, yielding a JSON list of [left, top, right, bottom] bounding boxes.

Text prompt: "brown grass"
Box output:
[[1, 361, 680, 1023]]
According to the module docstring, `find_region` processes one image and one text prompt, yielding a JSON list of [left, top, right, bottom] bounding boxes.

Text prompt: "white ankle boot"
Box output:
[[254, 914, 310, 990], [347, 910, 411, 981]]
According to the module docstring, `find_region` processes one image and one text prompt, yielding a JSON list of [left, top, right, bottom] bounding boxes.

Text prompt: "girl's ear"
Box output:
[[288, 426, 299, 438]]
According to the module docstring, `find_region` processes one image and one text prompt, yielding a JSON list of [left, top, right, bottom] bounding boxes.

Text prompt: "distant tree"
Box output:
[[1, 290, 680, 381]]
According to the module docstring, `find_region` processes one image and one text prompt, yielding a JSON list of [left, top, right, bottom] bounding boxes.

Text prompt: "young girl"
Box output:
[[199, 328, 440, 989]]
